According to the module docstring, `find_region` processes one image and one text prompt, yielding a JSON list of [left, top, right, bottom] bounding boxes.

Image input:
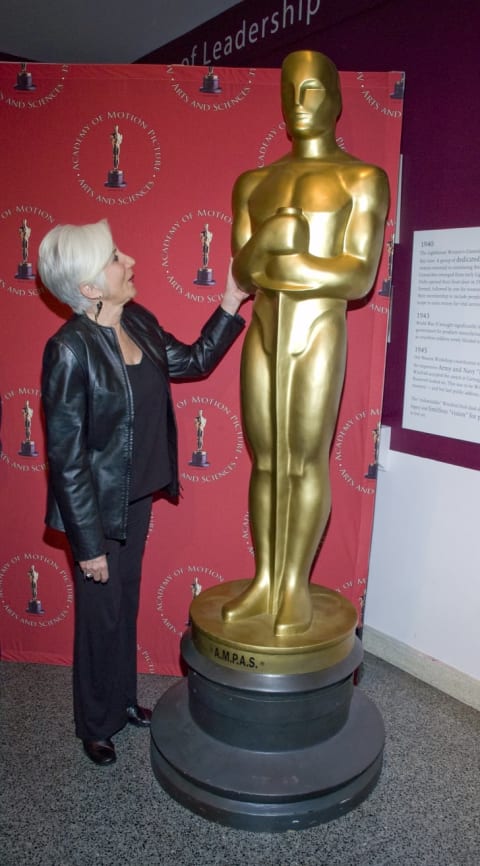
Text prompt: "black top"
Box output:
[[42, 301, 244, 559], [126, 352, 171, 502]]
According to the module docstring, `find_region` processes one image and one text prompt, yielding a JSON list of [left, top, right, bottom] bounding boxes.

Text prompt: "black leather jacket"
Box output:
[[41, 301, 244, 562]]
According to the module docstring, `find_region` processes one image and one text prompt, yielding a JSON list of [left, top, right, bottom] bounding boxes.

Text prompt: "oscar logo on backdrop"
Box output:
[[365, 422, 381, 479], [200, 65, 222, 94], [193, 223, 216, 286], [379, 235, 394, 297], [105, 124, 127, 188], [15, 219, 35, 280], [189, 409, 209, 467], [18, 400, 39, 457], [14, 62, 36, 91], [151, 51, 391, 830], [186, 576, 203, 626], [26, 565, 45, 615], [390, 72, 405, 100]]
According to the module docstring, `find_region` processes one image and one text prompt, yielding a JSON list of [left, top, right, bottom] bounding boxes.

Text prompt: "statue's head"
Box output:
[[281, 51, 342, 140]]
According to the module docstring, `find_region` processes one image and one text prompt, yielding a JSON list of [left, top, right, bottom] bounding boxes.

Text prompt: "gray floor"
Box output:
[[1, 653, 478, 866]]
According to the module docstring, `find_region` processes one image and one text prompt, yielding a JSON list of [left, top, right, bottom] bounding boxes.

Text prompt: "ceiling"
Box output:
[[0, 0, 241, 63]]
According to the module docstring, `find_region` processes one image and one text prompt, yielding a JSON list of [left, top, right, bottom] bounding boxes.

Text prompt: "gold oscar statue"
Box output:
[[105, 124, 126, 188], [151, 52, 391, 827], [190, 50, 389, 666], [224, 50, 389, 634]]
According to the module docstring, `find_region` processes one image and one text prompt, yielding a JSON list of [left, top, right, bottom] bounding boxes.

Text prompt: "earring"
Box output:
[[94, 299, 103, 323]]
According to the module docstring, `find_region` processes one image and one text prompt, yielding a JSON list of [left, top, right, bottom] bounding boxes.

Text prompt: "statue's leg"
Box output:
[[274, 307, 347, 636], [222, 315, 274, 621]]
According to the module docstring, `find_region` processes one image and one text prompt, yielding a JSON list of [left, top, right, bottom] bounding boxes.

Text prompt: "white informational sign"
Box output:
[[403, 226, 480, 443]]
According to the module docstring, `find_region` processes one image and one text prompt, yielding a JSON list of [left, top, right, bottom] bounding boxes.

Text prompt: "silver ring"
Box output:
[[84, 571, 94, 579]]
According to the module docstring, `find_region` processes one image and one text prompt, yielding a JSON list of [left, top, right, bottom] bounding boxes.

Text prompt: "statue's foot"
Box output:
[[274, 586, 313, 636], [222, 579, 270, 622]]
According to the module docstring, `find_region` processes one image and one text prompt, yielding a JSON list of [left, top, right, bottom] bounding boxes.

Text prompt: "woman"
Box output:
[[39, 219, 246, 766]]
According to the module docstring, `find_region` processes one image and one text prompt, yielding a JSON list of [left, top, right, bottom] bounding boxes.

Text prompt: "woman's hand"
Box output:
[[78, 554, 109, 584], [220, 258, 251, 315]]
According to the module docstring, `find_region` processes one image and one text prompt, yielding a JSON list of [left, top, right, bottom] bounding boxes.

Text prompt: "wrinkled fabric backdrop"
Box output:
[[0, 62, 403, 673]]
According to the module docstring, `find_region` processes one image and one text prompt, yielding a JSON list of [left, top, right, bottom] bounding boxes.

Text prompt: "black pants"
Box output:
[[72, 496, 152, 740]]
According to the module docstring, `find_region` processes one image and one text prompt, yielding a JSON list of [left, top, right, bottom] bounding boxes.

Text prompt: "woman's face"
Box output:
[[102, 247, 136, 307]]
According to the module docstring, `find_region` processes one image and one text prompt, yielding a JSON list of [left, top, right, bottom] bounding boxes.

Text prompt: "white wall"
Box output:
[[364, 428, 480, 708]]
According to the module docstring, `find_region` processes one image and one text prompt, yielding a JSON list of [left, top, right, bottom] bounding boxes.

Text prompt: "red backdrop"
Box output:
[[0, 62, 403, 674]]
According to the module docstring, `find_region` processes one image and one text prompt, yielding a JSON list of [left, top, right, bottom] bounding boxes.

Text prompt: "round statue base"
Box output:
[[189, 580, 358, 674], [27, 599, 45, 614], [194, 267, 215, 286], [189, 451, 209, 467], [150, 632, 385, 831], [200, 77, 221, 93], [15, 75, 36, 91], [19, 440, 39, 457], [16, 262, 35, 280], [105, 170, 126, 188]]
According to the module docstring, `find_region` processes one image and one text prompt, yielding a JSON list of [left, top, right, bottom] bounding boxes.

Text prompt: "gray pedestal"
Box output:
[[150, 633, 384, 831]]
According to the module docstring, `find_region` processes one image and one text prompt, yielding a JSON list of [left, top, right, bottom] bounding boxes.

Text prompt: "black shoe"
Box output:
[[83, 738, 116, 766], [126, 704, 152, 727]]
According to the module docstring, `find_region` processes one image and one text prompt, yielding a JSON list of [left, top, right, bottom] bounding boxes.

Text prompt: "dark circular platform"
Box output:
[[150, 634, 385, 832]]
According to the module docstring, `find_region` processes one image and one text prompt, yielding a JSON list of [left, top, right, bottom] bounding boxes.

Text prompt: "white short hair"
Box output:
[[37, 219, 113, 313]]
